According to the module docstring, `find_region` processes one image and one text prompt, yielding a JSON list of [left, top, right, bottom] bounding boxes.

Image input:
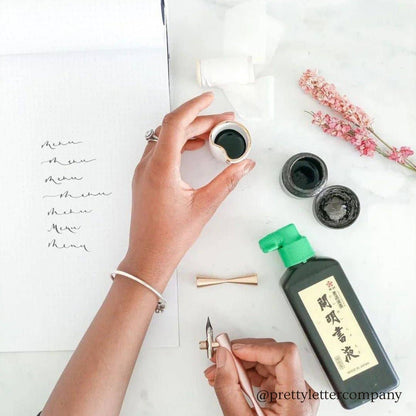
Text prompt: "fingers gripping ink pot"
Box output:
[[259, 225, 399, 409], [209, 120, 252, 164], [280, 153, 360, 228]]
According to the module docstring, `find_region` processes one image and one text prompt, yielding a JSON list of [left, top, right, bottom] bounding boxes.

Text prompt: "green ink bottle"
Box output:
[[259, 224, 399, 409]]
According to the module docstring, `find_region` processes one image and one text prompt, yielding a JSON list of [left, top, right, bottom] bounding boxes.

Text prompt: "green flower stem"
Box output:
[[367, 127, 393, 150]]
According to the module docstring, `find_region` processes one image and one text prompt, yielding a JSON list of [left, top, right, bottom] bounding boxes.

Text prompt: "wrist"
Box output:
[[117, 251, 176, 293]]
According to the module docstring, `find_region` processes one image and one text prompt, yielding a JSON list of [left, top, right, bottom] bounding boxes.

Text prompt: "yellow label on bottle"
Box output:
[[298, 276, 378, 381]]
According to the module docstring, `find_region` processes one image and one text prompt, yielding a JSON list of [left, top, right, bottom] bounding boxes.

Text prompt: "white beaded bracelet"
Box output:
[[111, 270, 167, 313]]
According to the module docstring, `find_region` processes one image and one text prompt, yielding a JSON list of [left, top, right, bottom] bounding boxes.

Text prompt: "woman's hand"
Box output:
[[204, 339, 320, 416], [118, 92, 255, 291]]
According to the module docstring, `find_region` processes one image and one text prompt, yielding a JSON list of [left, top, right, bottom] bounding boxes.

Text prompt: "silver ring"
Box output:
[[145, 129, 159, 142]]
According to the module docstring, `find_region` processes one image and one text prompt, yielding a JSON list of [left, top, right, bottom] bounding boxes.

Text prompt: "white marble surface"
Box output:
[[1, 0, 416, 415]]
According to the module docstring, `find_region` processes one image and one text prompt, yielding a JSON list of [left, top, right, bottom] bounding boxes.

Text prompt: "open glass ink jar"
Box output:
[[209, 121, 251, 164], [280, 152, 360, 229]]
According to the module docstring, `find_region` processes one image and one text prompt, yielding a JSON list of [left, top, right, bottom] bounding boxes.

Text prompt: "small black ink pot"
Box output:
[[280, 153, 328, 198], [280, 153, 360, 228]]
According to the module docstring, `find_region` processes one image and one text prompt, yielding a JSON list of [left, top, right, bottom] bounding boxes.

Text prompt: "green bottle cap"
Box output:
[[259, 224, 315, 268]]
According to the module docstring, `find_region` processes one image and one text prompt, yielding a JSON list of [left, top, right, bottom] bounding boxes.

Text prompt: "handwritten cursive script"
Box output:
[[45, 175, 84, 185], [43, 191, 112, 199], [41, 157, 96, 166], [47, 207, 93, 216], [48, 239, 89, 252], [48, 223, 81, 234], [41, 138, 112, 253], [41, 140, 83, 150]]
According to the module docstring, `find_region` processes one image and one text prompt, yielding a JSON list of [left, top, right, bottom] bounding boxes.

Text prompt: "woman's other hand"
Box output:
[[119, 92, 255, 291], [205, 339, 320, 416]]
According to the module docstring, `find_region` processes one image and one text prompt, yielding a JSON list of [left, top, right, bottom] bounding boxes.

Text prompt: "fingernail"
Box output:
[[202, 91, 214, 97], [232, 343, 246, 350], [221, 111, 234, 116], [216, 347, 227, 368], [243, 160, 256, 174]]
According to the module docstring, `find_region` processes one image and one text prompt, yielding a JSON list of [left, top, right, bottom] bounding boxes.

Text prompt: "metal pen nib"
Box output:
[[199, 316, 219, 359], [206, 316, 213, 335]]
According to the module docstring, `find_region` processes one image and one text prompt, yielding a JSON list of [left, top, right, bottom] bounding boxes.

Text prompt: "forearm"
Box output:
[[42, 267, 170, 416]]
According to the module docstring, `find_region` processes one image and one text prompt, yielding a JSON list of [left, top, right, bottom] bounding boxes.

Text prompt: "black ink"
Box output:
[[214, 129, 246, 159], [43, 191, 112, 199], [41, 157, 95, 166], [47, 207, 92, 216], [41, 140, 83, 150], [45, 175, 84, 185], [48, 239, 89, 252], [47, 223, 81, 234]]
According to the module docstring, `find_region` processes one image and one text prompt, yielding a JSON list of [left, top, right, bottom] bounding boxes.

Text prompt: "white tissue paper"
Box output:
[[223, 0, 284, 65], [223, 0, 268, 64], [197, 56, 255, 87], [223, 76, 275, 121]]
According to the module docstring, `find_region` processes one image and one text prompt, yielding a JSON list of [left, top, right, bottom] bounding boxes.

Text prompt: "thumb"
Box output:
[[196, 159, 255, 214], [214, 347, 253, 416]]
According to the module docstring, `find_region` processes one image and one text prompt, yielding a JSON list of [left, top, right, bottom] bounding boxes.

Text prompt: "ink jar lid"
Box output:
[[313, 185, 360, 229], [280, 153, 328, 198]]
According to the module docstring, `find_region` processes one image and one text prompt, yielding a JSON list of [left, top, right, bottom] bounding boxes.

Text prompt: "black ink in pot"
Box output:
[[214, 129, 247, 160], [313, 185, 360, 229], [280, 153, 328, 198]]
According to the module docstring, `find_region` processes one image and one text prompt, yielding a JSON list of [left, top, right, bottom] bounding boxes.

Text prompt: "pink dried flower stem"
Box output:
[[307, 111, 416, 173], [300, 69, 416, 173], [299, 69, 372, 127], [372, 148, 416, 172], [367, 127, 416, 170]]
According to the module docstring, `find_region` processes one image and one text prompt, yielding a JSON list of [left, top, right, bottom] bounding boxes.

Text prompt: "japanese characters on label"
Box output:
[[299, 277, 378, 381]]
